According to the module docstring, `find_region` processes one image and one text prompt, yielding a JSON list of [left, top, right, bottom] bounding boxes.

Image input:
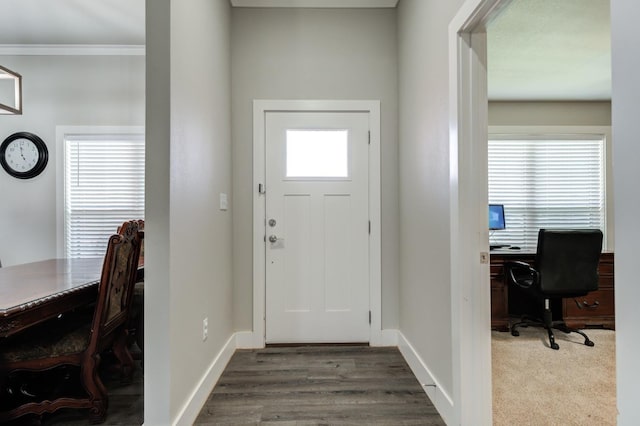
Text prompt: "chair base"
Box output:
[[510, 312, 595, 350]]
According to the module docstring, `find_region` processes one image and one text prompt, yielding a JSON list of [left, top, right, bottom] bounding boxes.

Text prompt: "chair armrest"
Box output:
[[506, 261, 539, 289]]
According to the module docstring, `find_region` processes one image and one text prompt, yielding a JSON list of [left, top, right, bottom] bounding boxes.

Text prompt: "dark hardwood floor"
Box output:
[[194, 345, 444, 425], [6, 345, 444, 425], [3, 356, 144, 426]]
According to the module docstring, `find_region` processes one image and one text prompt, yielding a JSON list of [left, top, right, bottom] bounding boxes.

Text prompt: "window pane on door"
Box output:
[[286, 130, 349, 178]]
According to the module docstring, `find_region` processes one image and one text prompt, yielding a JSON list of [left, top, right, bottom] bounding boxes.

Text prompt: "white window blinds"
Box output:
[[64, 135, 145, 258], [488, 136, 605, 250]]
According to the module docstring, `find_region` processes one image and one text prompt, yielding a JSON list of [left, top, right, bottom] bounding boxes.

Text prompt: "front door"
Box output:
[[265, 111, 370, 343]]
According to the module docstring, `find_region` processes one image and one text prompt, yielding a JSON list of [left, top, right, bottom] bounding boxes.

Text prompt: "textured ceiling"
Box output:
[[487, 0, 611, 101]]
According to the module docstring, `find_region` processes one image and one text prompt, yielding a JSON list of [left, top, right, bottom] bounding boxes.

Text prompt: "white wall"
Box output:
[[145, 0, 233, 424], [0, 55, 144, 266], [611, 1, 640, 424], [397, 0, 465, 400], [230, 8, 400, 331]]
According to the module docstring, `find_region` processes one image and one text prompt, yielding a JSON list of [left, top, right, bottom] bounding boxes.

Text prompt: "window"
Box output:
[[63, 132, 144, 258], [488, 134, 605, 249], [286, 129, 349, 178]]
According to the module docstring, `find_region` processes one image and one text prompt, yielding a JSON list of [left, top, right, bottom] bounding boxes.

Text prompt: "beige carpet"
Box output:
[[492, 328, 617, 426]]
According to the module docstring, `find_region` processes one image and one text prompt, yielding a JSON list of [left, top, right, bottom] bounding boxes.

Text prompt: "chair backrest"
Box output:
[[118, 219, 144, 266], [535, 229, 603, 296], [88, 220, 143, 353]]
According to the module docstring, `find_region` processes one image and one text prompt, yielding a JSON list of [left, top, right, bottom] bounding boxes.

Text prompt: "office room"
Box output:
[[2, 0, 640, 425], [485, 1, 615, 423]]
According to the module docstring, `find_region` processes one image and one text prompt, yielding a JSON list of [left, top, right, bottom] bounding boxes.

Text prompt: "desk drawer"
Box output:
[[490, 264, 503, 279], [563, 289, 615, 329]]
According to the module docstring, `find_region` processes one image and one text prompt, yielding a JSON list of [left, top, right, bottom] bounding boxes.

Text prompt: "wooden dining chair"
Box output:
[[119, 219, 145, 358], [0, 220, 143, 424]]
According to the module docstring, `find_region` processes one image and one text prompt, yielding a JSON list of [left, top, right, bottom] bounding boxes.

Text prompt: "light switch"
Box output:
[[219, 193, 228, 211]]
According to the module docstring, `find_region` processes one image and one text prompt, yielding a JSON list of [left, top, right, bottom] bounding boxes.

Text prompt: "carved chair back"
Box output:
[[90, 220, 143, 354]]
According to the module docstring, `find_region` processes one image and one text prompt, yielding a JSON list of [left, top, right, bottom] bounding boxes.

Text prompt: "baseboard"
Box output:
[[235, 330, 263, 349], [371, 328, 399, 346], [173, 333, 237, 426], [397, 331, 454, 425]]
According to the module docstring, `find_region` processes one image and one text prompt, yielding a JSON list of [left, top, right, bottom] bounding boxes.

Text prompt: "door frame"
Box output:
[[251, 100, 382, 347], [449, 0, 512, 424]]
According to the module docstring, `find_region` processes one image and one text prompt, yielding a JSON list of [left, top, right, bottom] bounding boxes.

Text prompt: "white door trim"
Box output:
[[449, 1, 513, 425], [251, 100, 381, 348]]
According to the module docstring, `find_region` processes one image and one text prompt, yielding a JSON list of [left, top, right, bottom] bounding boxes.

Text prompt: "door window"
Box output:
[[285, 129, 349, 178]]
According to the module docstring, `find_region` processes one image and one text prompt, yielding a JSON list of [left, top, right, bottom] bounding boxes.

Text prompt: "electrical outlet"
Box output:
[[202, 317, 208, 341]]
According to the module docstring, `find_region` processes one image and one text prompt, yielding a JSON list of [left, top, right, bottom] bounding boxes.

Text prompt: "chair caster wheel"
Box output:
[[551, 342, 559, 350], [585, 340, 594, 347], [511, 330, 519, 337]]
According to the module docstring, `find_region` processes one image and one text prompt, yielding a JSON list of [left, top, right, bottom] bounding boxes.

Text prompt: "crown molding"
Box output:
[[0, 44, 145, 56], [231, 0, 398, 7]]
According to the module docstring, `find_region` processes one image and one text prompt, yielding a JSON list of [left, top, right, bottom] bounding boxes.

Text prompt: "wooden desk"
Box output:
[[490, 251, 615, 331], [0, 258, 103, 339]]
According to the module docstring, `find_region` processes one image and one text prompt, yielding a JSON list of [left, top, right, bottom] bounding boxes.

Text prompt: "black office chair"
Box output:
[[507, 229, 603, 350]]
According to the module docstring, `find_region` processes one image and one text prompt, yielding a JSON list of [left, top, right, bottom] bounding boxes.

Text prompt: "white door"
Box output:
[[265, 111, 370, 343]]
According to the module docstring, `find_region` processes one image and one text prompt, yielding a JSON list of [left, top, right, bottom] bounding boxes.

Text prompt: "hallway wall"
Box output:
[[230, 8, 400, 332], [397, 0, 466, 410], [145, 0, 233, 423]]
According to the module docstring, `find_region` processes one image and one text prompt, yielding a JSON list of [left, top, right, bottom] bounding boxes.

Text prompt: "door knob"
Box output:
[[268, 235, 278, 243]]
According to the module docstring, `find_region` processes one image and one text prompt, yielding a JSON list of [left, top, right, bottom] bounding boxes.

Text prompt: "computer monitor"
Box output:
[[489, 204, 506, 230]]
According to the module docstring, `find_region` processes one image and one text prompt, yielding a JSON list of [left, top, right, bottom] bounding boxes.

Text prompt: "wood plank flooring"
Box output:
[[194, 345, 444, 425], [8, 345, 443, 425]]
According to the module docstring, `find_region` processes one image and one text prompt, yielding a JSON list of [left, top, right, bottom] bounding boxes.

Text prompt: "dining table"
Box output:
[[0, 258, 105, 339]]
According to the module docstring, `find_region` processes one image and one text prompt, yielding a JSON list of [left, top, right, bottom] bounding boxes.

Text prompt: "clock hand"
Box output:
[[19, 145, 26, 161]]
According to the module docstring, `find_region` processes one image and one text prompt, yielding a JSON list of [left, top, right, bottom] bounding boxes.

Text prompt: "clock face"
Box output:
[[5, 139, 39, 173], [0, 132, 48, 179]]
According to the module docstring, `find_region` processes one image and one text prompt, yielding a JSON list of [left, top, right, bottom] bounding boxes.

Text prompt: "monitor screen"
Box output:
[[489, 204, 506, 230]]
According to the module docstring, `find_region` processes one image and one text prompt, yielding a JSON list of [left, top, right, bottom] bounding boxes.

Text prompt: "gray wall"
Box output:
[[230, 8, 400, 331], [145, 0, 233, 423], [397, 0, 465, 397], [0, 55, 144, 266], [611, 1, 640, 423], [489, 101, 611, 126]]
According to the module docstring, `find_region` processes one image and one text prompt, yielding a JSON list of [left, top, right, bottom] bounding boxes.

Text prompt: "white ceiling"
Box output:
[[0, 0, 144, 45], [0, 0, 611, 101], [487, 0, 611, 101]]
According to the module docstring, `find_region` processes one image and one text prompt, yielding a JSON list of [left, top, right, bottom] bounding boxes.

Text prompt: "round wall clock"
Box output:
[[0, 132, 48, 179]]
